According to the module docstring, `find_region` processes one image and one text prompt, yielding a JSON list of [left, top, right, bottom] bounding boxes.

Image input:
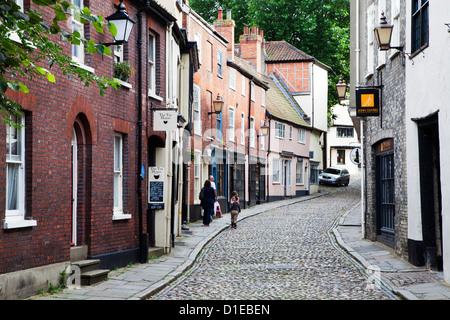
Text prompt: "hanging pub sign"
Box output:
[[148, 167, 165, 210], [153, 110, 178, 131], [356, 88, 380, 117]]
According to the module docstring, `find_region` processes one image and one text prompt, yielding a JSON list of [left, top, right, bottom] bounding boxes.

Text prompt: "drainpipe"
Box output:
[[247, 77, 254, 207], [355, 0, 365, 239], [137, 1, 151, 264]]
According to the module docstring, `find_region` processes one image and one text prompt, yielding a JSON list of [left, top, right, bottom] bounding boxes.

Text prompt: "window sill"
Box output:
[[3, 218, 37, 229], [115, 79, 132, 89], [112, 212, 132, 221], [365, 72, 374, 80], [70, 62, 95, 74], [148, 91, 164, 101]]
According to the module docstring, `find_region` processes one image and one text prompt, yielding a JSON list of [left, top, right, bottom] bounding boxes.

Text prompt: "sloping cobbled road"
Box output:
[[150, 180, 394, 300]]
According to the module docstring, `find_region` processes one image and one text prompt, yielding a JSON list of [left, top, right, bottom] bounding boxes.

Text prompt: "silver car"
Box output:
[[319, 167, 350, 187]]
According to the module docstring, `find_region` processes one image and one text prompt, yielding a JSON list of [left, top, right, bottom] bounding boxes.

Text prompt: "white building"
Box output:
[[405, 0, 450, 282], [327, 104, 360, 175]]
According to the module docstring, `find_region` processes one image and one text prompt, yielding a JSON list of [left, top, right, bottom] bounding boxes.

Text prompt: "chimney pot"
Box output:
[[226, 9, 232, 19], [218, 7, 223, 19]]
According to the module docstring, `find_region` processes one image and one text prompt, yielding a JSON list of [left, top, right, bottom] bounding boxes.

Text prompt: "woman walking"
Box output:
[[200, 180, 215, 226]]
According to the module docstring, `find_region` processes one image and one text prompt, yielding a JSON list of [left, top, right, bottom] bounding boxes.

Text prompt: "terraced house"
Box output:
[[0, 0, 198, 299], [0, 0, 330, 299]]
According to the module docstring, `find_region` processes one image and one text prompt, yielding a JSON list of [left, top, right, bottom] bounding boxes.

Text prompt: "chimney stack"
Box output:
[[239, 26, 265, 74], [213, 8, 235, 61]]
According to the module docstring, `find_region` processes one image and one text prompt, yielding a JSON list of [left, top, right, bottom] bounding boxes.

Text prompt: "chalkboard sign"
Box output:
[[149, 181, 164, 203], [148, 167, 165, 210]]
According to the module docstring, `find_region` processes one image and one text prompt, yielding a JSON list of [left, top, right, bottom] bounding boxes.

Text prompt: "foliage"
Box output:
[[114, 61, 135, 82], [190, 0, 350, 112], [0, 0, 120, 126]]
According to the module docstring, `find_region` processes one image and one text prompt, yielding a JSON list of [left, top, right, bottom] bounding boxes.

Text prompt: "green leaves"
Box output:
[[0, 0, 120, 125]]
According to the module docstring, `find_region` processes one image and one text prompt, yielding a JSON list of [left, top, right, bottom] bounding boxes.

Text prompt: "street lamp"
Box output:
[[209, 94, 224, 115], [374, 12, 403, 52], [335, 78, 348, 101], [104, 0, 136, 46], [260, 124, 269, 137]]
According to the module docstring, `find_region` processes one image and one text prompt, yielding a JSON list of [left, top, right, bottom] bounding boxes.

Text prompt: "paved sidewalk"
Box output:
[[334, 202, 450, 300], [32, 190, 450, 300]]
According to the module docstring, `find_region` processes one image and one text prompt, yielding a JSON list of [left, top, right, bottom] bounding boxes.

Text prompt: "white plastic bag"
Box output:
[[214, 201, 222, 217]]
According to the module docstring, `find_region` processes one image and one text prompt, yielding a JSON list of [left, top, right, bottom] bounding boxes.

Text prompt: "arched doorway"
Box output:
[[71, 116, 92, 254]]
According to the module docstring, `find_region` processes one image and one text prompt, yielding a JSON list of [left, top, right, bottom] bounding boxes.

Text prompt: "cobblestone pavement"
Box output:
[[150, 182, 395, 300]]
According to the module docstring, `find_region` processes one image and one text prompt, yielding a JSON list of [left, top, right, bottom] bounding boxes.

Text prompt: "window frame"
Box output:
[[217, 49, 223, 78], [296, 159, 304, 185], [298, 128, 306, 144], [193, 84, 201, 136], [112, 133, 131, 220], [71, 0, 85, 65], [275, 122, 286, 139], [411, 0, 429, 54], [148, 32, 156, 97], [4, 114, 37, 229], [272, 158, 281, 184], [228, 107, 235, 142]]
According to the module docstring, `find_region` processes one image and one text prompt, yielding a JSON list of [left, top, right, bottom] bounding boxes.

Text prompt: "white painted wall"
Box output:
[[405, 0, 450, 282]]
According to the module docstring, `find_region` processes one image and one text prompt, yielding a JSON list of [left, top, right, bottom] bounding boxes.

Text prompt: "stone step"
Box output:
[[71, 259, 101, 273], [148, 247, 165, 259], [80, 269, 110, 286]]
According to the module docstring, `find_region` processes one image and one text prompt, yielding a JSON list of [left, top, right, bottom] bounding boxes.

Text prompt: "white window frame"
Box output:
[[241, 113, 245, 145], [4, 114, 36, 229], [113, 133, 130, 220], [250, 116, 255, 148], [261, 88, 265, 107], [241, 75, 246, 96], [148, 32, 156, 96], [193, 84, 201, 135], [194, 150, 202, 204], [114, 44, 124, 63], [366, 4, 375, 76], [228, 107, 235, 142], [251, 82, 255, 102], [272, 158, 281, 184], [260, 120, 265, 150], [195, 32, 202, 65], [298, 128, 306, 144], [71, 0, 85, 65], [390, 0, 401, 52], [275, 122, 285, 139], [296, 160, 304, 185], [217, 50, 223, 78], [229, 68, 236, 91], [289, 126, 293, 140]]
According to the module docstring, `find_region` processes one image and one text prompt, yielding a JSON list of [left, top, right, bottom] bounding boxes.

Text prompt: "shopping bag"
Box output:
[[214, 201, 222, 217]]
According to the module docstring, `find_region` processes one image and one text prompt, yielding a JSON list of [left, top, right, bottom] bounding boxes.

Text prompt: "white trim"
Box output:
[[228, 106, 235, 142], [113, 133, 124, 219]]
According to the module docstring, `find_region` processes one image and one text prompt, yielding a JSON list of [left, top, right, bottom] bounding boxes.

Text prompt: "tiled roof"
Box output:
[[264, 73, 311, 129], [264, 41, 314, 62]]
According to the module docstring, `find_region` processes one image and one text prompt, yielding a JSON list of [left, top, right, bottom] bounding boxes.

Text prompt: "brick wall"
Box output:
[[362, 0, 408, 259], [0, 0, 167, 273]]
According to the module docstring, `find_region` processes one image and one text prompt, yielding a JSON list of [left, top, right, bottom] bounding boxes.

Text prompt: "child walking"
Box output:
[[229, 194, 241, 229]]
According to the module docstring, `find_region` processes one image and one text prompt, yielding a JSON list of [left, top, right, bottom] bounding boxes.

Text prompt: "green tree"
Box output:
[[190, 0, 350, 115], [0, 0, 119, 126]]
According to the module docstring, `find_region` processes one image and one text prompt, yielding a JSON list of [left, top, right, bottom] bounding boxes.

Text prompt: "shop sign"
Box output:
[[356, 88, 380, 117]]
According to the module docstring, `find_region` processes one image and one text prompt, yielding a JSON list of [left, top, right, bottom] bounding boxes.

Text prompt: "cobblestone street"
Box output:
[[150, 181, 395, 300]]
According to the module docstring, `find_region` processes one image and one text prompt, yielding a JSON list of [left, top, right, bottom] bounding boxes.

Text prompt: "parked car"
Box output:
[[319, 167, 350, 186]]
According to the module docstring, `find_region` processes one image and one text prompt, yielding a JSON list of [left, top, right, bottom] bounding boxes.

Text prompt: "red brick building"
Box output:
[[0, 0, 198, 299]]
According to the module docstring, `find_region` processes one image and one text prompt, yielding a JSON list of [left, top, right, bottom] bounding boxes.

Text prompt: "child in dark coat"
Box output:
[[229, 195, 241, 229]]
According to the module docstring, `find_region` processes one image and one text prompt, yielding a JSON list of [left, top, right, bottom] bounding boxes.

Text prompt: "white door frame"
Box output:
[[71, 128, 78, 246]]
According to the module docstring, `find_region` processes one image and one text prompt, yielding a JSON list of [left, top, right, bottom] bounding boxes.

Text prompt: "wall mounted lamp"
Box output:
[[335, 78, 348, 101], [103, 0, 136, 47], [208, 94, 224, 116]]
